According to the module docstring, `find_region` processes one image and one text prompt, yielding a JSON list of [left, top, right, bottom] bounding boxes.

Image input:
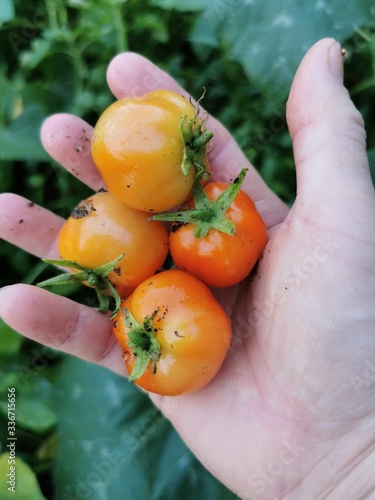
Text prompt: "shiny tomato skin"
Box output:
[[58, 191, 169, 298], [91, 90, 210, 212], [170, 184, 267, 288], [113, 270, 232, 396]]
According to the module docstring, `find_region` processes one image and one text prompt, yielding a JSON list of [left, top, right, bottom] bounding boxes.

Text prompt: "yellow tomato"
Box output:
[[91, 90, 211, 212], [58, 191, 169, 299]]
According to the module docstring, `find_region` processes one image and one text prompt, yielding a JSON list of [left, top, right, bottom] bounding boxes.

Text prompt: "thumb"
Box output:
[[286, 38, 373, 216]]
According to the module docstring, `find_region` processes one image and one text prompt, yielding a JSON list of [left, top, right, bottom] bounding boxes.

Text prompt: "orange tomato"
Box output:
[[91, 90, 211, 212], [169, 183, 267, 287], [113, 270, 232, 395], [58, 191, 169, 298]]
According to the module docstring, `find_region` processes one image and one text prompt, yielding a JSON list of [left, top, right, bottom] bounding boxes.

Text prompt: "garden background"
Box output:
[[0, 0, 374, 498]]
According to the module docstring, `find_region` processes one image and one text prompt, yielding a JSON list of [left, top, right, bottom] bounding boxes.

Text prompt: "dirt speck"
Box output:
[[71, 200, 96, 219]]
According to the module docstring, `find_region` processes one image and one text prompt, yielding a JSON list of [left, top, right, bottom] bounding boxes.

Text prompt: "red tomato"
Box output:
[[151, 169, 268, 288], [169, 184, 267, 287]]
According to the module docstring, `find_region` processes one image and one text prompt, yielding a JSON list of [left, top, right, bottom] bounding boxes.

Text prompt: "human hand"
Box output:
[[1, 38, 375, 499]]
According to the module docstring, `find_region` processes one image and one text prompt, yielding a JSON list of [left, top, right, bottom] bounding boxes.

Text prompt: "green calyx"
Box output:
[[179, 94, 213, 179], [150, 167, 248, 239], [37, 254, 124, 317], [123, 308, 161, 381]]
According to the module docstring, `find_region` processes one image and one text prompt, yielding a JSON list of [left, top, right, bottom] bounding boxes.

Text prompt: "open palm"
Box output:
[[1, 39, 375, 498]]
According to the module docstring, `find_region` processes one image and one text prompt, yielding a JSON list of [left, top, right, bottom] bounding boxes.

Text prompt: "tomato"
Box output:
[[91, 90, 212, 213], [112, 270, 232, 396], [169, 186, 267, 287], [57, 191, 169, 299], [151, 168, 267, 288]]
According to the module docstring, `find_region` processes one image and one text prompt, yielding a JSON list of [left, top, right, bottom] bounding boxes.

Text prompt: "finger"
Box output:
[[41, 114, 105, 191], [106, 52, 289, 229], [286, 38, 374, 215], [0, 193, 63, 259], [0, 284, 126, 375]]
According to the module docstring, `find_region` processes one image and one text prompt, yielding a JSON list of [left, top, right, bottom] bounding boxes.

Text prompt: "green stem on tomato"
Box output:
[[123, 308, 162, 381], [179, 106, 213, 179], [37, 254, 124, 317], [150, 168, 248, 239]]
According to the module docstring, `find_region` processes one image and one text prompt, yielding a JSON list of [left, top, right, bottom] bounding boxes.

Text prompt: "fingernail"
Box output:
[[328, 41, 344, 82]]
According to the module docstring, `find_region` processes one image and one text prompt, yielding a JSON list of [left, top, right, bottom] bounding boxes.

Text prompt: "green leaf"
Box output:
[[0, 372, 19, 393], [150, 0, 205, 12], [190, 14, 218, 48], [54, 356, 235, 499], [196, 0, 375, 104], [16, 398, 58, 434], [0, 105, 48, 161], [20, 38, 52, 70], [0, 398, 57, 434], [0, 453, 46, 499], [0, 319, 23, 355], [0, 0, 14, 27]]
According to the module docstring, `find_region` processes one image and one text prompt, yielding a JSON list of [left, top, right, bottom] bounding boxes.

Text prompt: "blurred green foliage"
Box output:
[[0, 0, 374, 498]]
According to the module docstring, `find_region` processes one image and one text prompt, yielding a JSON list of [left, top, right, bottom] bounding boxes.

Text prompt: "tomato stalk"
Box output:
[[150, 168, 248, 238], [122, 308, 161, 381], [37, 254, 124, 317], [179, 112, 213, 179]]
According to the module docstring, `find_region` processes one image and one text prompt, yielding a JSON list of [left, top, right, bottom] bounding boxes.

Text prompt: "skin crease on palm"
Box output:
[[0, 37, 375, 498]]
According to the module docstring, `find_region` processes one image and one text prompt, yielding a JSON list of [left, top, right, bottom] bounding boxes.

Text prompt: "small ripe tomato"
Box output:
[[169, 184, 267, 287], [57, 191, 169, 299], [113, 270, 232, 396], [91, 90, 212, 213], [151, 169, 268, 288]]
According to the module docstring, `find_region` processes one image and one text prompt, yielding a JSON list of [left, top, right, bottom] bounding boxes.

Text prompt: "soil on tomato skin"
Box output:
[[71, 200, 96, 219], [170, 221, 187, 233], [156, 306, 168, 323], [174, 330, 185, 338]]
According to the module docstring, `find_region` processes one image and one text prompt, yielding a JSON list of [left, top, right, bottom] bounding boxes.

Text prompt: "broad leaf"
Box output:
[[194, 0, 375, 104], [0, 0, 14, 27], [150, 0, 205, 11], [12, 398, 57, 434], [0, 105, 48, 161], [54, 356, 235, 499], [0, 453, 45, 499]]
